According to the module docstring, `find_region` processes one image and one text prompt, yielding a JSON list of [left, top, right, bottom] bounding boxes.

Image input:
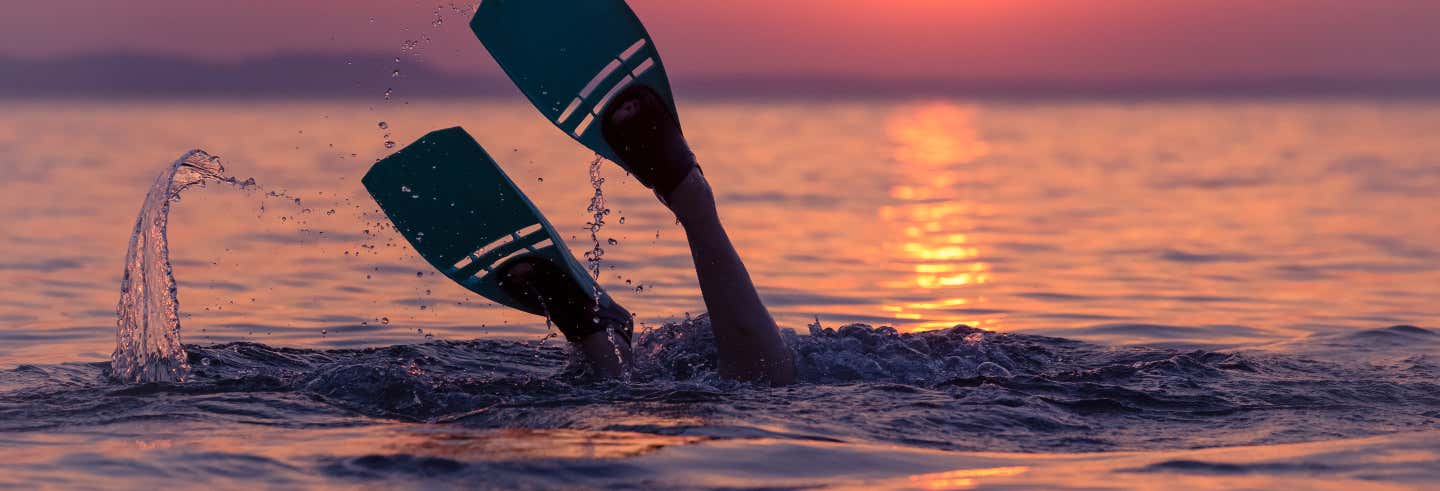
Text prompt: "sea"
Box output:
[[1, 97, 1438, 489]]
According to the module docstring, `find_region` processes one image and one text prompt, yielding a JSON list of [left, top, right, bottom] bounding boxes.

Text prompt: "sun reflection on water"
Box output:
[[905, 465, 1030, 490], [881, 103, 1001, 332]]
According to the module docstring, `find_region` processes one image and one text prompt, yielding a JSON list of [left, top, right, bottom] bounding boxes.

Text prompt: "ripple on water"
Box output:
[[0, 319, 1428, 454]]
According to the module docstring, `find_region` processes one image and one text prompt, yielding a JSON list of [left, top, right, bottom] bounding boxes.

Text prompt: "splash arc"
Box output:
[[112, 150, 230, 383]]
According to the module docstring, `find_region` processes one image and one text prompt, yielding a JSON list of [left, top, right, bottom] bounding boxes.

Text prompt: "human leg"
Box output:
[[603, 86, 795, 385]]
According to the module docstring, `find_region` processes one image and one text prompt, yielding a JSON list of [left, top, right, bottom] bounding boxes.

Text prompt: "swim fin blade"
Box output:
[[470, 0, 680, 166], [360, 127, 614, 315]]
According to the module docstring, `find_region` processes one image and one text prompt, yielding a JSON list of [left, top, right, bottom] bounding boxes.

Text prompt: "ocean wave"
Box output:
[[4, 320, 1438, 455]]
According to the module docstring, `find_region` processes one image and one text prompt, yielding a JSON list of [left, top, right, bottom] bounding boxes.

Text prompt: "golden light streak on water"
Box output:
[[906, 465, 1030, 490], [880, 103, 1002, 332]]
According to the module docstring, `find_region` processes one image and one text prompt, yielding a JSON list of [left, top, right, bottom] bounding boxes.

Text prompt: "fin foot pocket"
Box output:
[[497, 255, 634, 344], [362, 127, 625, 339], [600, 84, 698, 198]]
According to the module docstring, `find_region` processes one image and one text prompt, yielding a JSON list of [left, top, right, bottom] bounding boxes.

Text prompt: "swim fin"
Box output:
[[469, 0, 681, 171], [361, 127, 631, 342]]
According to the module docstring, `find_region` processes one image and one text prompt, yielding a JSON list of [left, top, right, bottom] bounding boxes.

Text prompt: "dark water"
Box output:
[[4, 320, 1438, 488]]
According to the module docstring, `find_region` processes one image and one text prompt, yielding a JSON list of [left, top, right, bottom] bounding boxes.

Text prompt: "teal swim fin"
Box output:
[[361, 127, 630, 341], [470, 0, 679, 166]]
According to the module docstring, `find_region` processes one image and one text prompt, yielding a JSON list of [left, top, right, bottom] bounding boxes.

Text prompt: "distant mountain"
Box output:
[[3, 53, 1438, 99], [0, 52, 506, 98]]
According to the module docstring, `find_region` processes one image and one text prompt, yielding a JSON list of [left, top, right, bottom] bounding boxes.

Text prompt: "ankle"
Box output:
[[663, 168, 717, 223], [577, 329, 630, 378]]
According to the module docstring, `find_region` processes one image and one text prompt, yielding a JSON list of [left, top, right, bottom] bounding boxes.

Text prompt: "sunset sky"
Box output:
[[3, 0, 1439, 84]]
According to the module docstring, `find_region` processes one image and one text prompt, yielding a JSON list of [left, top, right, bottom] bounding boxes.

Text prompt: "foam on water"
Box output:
[[6, 315, 1440, 487], [43, 315, 1439, 450]]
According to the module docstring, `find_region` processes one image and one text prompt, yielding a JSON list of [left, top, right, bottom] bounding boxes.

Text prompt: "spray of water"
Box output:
[[111, 150, 254, 383], [583, 156, 609, 278]]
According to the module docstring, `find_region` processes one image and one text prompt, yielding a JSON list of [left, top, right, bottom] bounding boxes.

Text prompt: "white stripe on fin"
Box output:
[[594, 75, 634, 116], [556, 97, 583, 124], [631, 57, 655, 78], [451, 254, 477, 272], [579, 59, 622, 99], [619, 39, 647, 61], [528, 238, 555, 252], [573, 113, 596, 137]]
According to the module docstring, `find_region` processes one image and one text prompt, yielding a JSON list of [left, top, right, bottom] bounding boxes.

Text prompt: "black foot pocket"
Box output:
[[496, 255, 633, 344], [600, 84, 696, 197]]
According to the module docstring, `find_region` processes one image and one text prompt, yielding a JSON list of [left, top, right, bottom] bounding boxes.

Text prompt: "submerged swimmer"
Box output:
[[362, 86, 795, 386], [365, 0, 794, 385], [497, 86, 796, 385]]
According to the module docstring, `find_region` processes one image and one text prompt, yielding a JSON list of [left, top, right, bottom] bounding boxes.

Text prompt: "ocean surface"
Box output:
[[1, 97, 1438, 489]]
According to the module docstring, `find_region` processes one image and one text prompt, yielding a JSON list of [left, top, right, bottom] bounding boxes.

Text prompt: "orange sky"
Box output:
[[3, 0, 1439, 83]]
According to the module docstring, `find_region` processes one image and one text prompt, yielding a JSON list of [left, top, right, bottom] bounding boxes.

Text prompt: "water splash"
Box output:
[[5, 324, 1439, 488], [583, 155, 609, 278], [111, 150, 251, 383]]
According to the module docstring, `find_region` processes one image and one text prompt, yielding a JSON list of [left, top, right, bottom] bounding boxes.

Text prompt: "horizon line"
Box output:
[[5, 52, 1440, 99]]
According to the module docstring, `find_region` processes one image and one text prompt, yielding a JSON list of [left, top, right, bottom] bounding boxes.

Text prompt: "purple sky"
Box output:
[[4, 0, 1439, 83]]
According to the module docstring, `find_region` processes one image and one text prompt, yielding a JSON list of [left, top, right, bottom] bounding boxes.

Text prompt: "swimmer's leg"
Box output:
[[667, 169, 796, 385], [363, 127, 633, 379], [576, 329, 630, 378], [496, 258, 633, 378], [603, 87, 795, 385]]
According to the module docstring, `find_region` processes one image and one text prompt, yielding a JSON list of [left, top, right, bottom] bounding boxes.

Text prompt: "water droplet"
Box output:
[[416, 271, 424, 277], [200, 358, 211, 367], [383, 88, 393, 100], [400, 185, 411, 192], [380, 317, 390, 325], [384, 141, 396, 149], [378, 121, 388, 130], [607, 238, 619, 246], [391, 69, 401, 78], [536, 177, 544, 182]]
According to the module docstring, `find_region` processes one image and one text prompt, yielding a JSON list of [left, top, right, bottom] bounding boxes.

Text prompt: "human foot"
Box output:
[[601, 84, 698, 201], [496, 256, 633, 345]]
